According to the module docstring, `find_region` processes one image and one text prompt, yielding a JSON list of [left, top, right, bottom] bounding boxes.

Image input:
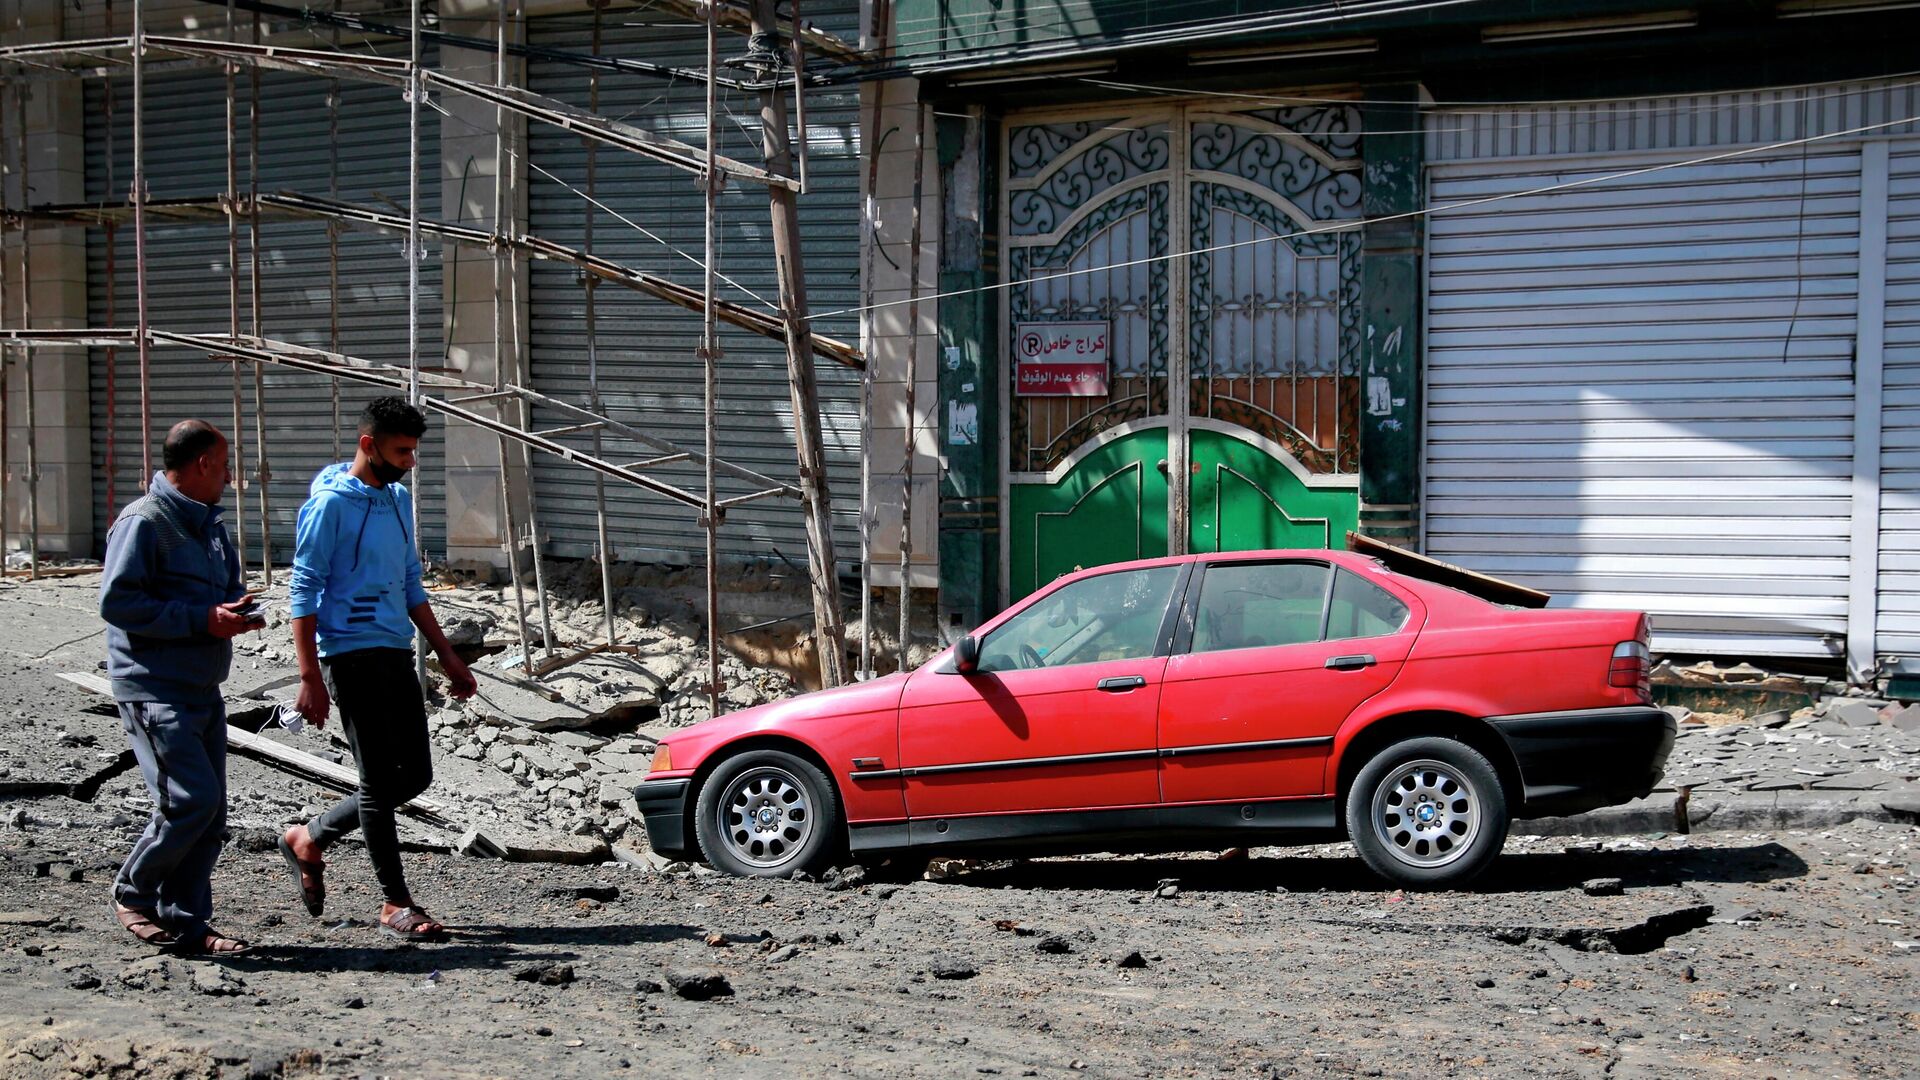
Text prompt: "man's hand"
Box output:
[[439, 651, 478, 701], [208, 596, 266, 639], [295, 672, 331, 730]]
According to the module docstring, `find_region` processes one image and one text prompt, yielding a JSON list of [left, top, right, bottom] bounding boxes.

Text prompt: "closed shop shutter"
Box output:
[[1877, 140, 1920, 657], [524, 8, 862, 566], [1424, 148, 1862, 658], [85, 54, 445, 560]]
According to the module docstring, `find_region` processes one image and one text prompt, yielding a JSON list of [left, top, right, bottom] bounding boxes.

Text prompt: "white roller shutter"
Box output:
[[85, 56, 445, 560], [1877, 140, 1920, 657], [1424, 148, 1862, 658]]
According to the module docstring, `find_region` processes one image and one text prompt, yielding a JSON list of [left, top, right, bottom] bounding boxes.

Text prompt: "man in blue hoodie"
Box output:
[[101, 419, 263, 955], [279, 396, 476, 941]]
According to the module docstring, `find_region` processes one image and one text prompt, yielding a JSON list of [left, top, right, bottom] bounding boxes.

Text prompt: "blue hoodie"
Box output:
[[99, 471, 245, 703], [289, 463, 428, 657]]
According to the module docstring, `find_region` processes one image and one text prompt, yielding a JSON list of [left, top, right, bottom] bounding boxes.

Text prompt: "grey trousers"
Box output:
[[114, 698, 227, 937]]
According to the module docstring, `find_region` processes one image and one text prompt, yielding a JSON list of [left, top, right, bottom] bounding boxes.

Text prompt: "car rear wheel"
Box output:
[[694, 749, 843, 879], [1346, 737, 1508, 889]]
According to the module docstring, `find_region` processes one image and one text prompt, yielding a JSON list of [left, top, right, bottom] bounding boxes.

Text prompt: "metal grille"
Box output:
[[523, 8, 863, 566], [1005, 104, 1362, 477], [84, 51, 445, 560]]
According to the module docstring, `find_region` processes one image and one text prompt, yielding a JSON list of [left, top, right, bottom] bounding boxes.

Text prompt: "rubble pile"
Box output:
[[1655, 697, 1920, 798]]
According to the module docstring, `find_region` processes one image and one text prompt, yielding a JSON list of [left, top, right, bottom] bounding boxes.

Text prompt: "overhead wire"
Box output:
[[808, 107, 1920, 324]]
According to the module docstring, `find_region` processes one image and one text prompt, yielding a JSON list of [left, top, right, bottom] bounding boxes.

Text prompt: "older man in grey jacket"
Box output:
[[100, 420, 262, 954]]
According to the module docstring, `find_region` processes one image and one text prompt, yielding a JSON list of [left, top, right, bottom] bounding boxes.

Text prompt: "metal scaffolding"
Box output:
[[0, 1, 867, 690]]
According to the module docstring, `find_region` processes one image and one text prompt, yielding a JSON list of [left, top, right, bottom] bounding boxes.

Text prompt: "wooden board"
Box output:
[[57, 671, 453, 824], [1346, 531, 1552, 609]]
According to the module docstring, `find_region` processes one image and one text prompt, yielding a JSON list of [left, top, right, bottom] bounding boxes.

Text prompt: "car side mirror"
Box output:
[[953, 633, 981, 675]]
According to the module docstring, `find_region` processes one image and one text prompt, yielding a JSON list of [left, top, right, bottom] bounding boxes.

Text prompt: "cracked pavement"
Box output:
[[0, 575, 1915, 1077]]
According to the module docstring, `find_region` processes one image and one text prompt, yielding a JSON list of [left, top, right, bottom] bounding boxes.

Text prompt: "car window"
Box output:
[[977, 566, 1179, 672], [1191, 561, 1330, 654], [1326, 568, 1410, 640]]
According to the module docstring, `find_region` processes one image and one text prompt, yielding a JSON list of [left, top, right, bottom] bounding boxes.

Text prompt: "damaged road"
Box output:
[[1, 575, 1916, 1076], [0, 802, 1915, 1077]]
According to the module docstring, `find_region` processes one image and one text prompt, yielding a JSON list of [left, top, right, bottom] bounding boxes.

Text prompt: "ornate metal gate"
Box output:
[[1004, 101, 1365, 598]]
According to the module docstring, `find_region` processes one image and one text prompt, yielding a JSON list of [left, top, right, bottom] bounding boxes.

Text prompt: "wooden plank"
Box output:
[[224, 724, 454, 823], [58, 670, 452, 824], [56, 671, 113, 696], [1347, 531, 1551, 609]]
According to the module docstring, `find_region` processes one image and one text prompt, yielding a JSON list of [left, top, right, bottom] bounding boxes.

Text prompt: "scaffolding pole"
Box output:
[[12, 56, 37, 579], [896, 100, 927, 670], [14, 191, 863, 369], [702, 0, 721, 715], [102, 0, 118, 524], [224, 1, 248, 578], [327, 0, 340, 458], [246, 8, 270, 584], [131, 0, 150, 485], [586, 0, 615, 651], [0, 70, 8, 571], [503, 1, 556, 666], [748, 0, 847, 688], [494, 0, 531, 674], [854, 0, 892, 679]]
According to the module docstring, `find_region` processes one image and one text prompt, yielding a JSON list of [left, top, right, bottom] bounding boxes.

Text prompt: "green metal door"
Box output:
[[1004, 103, 1365, 600]]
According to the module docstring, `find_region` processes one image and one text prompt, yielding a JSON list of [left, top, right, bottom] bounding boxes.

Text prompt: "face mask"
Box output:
[[369, 451, 410, 486]]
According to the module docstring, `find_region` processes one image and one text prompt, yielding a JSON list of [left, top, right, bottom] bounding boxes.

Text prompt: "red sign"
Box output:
[[1014, 321, 1110, 397]]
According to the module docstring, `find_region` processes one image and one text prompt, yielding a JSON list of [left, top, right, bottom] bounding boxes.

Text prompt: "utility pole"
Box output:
[[746, 0, 847, 687]]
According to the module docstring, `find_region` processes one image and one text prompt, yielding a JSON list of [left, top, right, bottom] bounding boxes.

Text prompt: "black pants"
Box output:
[[304, 647, 432, 905]]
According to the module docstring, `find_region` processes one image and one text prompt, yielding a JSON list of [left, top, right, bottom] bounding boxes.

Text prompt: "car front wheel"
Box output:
[[1346, 737, 1509, 889], [694, 749, 843, 879]]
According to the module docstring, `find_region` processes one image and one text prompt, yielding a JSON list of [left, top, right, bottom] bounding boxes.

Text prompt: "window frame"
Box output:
[[968, 561, 1195, 674], [1171, 558, 1339, 657], [1325, 566, 1413, 641]]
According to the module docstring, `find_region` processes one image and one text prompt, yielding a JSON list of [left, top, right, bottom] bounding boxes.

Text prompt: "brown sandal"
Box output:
[[113, 900, 180, 949], [278, 831, 326, 917], [174, 928, 252, 956], [379, 906, 447, 941]]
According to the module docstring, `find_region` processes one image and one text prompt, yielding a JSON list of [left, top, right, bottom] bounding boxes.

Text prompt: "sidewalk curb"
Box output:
[[1517, 792, 1920, 837]]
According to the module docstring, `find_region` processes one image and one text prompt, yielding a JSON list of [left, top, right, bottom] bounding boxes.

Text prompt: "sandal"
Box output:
[[113, 900, 180, 949], [278, 831, 326, 917], [379, 906, 448, 942], [173, 928, 251, 956]]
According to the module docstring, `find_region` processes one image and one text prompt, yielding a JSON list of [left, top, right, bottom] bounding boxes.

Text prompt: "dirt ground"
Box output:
[[1, 576, 1917, 1078]]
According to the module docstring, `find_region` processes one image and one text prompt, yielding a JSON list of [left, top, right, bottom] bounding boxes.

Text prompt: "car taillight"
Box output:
[[1610, 639, 1651, 700]]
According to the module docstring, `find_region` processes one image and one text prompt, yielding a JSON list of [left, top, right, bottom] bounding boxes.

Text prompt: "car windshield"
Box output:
[[976, 566, 1179, 672]]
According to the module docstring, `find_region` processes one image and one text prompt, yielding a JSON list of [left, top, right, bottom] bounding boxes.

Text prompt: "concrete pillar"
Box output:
[[1357, 82, 1428, 550], [935, 106, 997, 633], [862, 79, 940, 591]]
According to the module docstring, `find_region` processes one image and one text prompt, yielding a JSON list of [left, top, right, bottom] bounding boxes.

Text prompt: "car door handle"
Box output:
[[1324, 654, 1376, 671], [1096, 675, 1148, 692]]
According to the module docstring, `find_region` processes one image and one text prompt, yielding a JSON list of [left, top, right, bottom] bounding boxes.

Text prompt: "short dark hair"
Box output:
[[161, 419, 223, 472], [359, 396, 428, 439]]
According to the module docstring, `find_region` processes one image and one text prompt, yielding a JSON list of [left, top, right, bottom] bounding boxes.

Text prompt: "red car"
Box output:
[[638, 545, 1675, 888]]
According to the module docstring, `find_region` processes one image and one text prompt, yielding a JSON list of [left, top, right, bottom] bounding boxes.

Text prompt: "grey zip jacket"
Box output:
[[99, 471, 245, 703]]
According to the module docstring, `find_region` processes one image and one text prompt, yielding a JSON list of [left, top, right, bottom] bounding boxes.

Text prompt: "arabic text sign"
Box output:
[[1014, 321, 1110, 397]]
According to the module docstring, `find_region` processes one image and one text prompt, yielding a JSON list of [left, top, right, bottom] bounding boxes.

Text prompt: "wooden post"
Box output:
[[748, 0, 846, 688]]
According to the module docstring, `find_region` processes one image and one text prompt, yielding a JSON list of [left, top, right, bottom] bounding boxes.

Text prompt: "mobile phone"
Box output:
[[234, 601, 265, 622]]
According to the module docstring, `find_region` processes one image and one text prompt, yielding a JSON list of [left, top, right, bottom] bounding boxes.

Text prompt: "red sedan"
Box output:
[[638, 545, 1674, 888]]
